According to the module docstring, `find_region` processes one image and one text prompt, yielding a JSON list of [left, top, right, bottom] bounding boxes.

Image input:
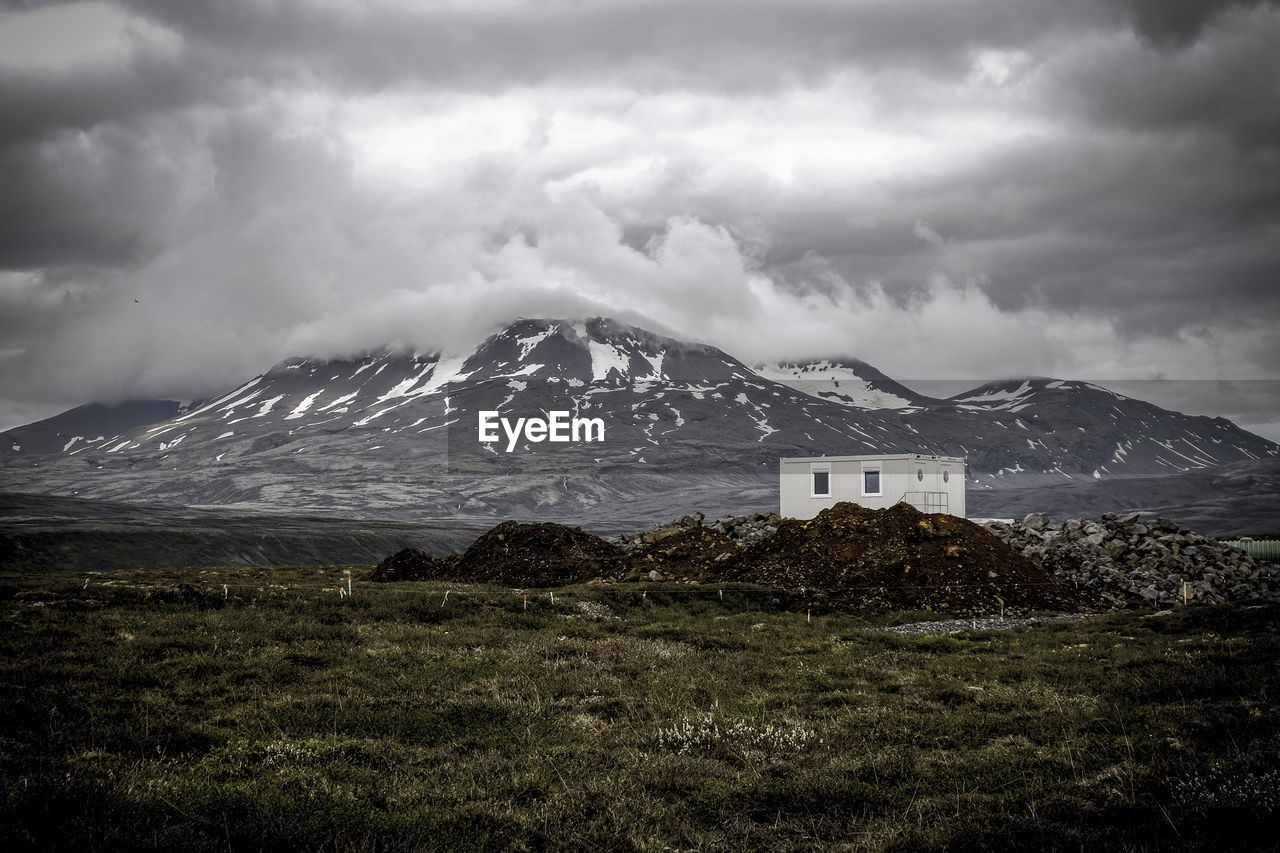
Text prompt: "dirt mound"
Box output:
[[369, 504, 1080, 613], [369, 547, 459, 582], [618, 525, 739, 581], [451, 521, 622, 587], [610, 512, 707, 550], [729, 502, 1078, 614]]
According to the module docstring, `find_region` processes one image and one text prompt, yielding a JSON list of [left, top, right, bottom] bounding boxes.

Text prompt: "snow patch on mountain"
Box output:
[[175, 378, 262, 423], [587, 340, 631, 382], [755, 361, 916, 410], [285, 391, 323, 420]]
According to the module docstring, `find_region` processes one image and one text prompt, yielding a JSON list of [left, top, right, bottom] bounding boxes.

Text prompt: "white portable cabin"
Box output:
[[779, 453, 966, 520]]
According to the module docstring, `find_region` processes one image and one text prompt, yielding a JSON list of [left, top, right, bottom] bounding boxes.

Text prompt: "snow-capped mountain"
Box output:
[[936, 377, 1275, 482], [753, 359, 940, 411], [2, 317, 1275, 522]]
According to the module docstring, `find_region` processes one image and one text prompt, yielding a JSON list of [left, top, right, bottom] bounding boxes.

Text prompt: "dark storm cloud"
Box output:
[[2, 0, 1279, 435], [1046, 9, 1280, 148], [107, 0, 1272, 98], [867, 121, 1280, 322], [114, 0, 1102, 92], [0, 48, 206, 146], [1119, 0, 1278, 48], [0, 0, 72, 10], [0, 108, 219, 269]]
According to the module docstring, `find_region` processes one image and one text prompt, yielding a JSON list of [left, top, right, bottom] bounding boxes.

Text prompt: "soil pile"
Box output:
[[611, 511, 782, 552], [369, 547, 459, 582], [369, 503, 1079, 614], [728, 502, 1077, 614], [450, 521, 622, 587], [618, 525, 739, 581]]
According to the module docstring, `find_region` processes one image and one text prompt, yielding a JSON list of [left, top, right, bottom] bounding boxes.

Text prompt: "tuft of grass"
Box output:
[[1, 565, 1278, 850]]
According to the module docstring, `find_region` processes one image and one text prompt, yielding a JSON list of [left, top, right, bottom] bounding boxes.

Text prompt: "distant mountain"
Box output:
[[939, 377, 1274, 483], [2, 317, 1275, 527], [753, 359, 941, 411], [4, 400, 194, 455]]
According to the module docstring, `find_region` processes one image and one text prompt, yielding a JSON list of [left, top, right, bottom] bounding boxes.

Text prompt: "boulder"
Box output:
[[984, 512, 1278, 611]]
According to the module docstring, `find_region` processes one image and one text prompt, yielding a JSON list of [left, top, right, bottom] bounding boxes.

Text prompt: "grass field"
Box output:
[[1, 566, 1277, 851]]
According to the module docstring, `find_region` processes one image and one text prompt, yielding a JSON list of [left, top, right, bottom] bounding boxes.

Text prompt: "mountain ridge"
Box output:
[[2, 317, 1275, 527]]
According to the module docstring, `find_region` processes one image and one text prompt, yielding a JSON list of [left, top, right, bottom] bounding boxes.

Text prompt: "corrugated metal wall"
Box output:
[[1227, 538, 1280, 561]]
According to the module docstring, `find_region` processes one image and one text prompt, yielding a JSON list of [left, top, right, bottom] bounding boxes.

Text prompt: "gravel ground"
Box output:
[[881, 612, 1099, 635]]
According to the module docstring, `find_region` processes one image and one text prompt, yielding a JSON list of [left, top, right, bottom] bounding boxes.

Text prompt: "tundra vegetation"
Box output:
[[1, 565, 1277, 851]]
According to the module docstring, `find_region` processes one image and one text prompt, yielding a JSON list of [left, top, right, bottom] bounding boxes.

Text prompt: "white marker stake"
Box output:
[[523, 595, 527, 611], [223, 584, 229, 600], [807, 609, 811, 624], [549, 591, 555, 604], [346, 571, 352, 598], [442, 590, 450, 606], [718, 589, 723, 601]]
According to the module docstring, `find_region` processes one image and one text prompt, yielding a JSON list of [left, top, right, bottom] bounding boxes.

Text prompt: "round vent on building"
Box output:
[[917, 468, 924, 481], [943, 470, 950, 483]]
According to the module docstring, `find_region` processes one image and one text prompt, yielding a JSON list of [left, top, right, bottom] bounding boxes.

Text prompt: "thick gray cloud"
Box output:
[[115, 0, 1097, 92], [1120, 0, 1277, 47], [0, 0, 1278, 441]]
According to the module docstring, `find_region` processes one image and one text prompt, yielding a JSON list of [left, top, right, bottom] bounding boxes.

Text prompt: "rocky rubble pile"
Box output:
[[984, 512, 1277, 609], [371, 505, 1274, 615], [608, 511, 781, 550], [707, 512, 782, 546], [371, 503, 1073, 614], [617, 525, 739, 582], [605, 511, 780, 582]]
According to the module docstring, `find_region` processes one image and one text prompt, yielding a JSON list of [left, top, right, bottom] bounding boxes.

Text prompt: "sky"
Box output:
[[1, 0, 1278, 440]]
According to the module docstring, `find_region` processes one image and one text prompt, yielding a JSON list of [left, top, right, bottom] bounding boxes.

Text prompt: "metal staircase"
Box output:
[[900, 491, 948, 514]]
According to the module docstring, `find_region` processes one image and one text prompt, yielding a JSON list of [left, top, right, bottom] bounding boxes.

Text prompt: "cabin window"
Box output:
[[861, 461, 882, 496], [943, 470, 950, 483], [810, 463, 831, 497], [917, 468, 924, 482]]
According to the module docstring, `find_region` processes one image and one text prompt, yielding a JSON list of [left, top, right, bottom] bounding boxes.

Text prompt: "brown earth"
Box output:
[[369, 547, 459, 582], [369, 502, 1079, 614], [726, 502, 1077, 614], [449, 520, 622, 587], [616, 525, 739, 581]]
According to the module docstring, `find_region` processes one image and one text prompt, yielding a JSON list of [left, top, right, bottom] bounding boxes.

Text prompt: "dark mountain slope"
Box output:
[[2, 318, 1274, 530]]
